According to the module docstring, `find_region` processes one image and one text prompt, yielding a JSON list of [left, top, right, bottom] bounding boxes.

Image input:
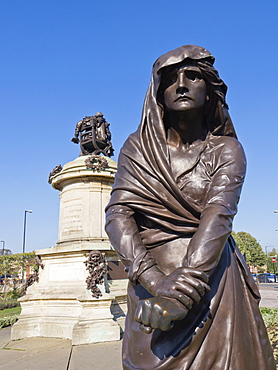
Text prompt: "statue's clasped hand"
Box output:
[[153, 267, 210, 309], [135, 267, 210, 334], [135, 296, 188, 333]]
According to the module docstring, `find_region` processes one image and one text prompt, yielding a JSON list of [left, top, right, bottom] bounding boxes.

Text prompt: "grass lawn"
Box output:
[[0, 306, 21, 319]]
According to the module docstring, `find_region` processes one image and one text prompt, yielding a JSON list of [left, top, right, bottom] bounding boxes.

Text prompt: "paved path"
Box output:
[[0, 326, 122, 370], [259, 283, 278, 308], [0, 283, 277, 370]]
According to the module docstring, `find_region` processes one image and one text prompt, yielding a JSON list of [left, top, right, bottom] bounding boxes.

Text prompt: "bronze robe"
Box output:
[[106, 134, 274, 370]]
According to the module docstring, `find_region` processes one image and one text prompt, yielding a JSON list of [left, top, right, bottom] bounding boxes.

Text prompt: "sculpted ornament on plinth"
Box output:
[[105, 45, 275, 369], [84, 251, 107, 298]]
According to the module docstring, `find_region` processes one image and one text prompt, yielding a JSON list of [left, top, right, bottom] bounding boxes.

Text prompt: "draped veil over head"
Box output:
[[152, 44, 237, 143]]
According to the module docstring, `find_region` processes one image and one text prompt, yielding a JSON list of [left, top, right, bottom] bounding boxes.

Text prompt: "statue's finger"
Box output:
[[163, 291, 193, 309], [140, 300, 152, 327], [149, 306, 160, 329], [175, 283, 202, 304], [134, 301, 143, 323], [139, 324, 152, 334], [159, 316, 175, 332], [184, 269, 209, 284], [181, 277, 210, 297]]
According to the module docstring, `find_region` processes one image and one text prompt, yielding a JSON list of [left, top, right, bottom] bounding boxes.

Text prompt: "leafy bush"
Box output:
[[0, 315, 19, 328], [0, 299, 20, 310], [260, 308, 278, 365], [8, 287, 24, 299], [260, 307, 278, 328]]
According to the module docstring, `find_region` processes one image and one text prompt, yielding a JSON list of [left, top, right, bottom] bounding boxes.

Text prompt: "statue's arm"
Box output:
[[185, 138, 246, 273], [106, 205, 210, 309], [71, 120, 83, 143], [105, 205, 159, 285], [105, 123, 111, 140]]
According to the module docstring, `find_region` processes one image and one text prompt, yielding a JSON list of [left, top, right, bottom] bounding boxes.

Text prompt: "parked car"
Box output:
[[267, 273, 276, 283], [0, 274, 12, 284], [257, 273, 276, 283], [251, 273, 257, 281]]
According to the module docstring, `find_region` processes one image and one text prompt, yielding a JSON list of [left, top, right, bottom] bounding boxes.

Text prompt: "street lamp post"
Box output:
[[265, 245, 277, 282], [273, 211, 278, 281], [0, 240, 5, 255], [272, 257, 277, 277], [265, 245, 273, 255], [22, 210, 32, 254]]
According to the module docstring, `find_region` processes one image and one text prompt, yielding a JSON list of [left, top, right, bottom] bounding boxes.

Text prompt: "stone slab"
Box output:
[[0, 334, 71, 370], [0, 326, 11, 348], [1, 326, 122, 370], [69, 341, 122, 370]]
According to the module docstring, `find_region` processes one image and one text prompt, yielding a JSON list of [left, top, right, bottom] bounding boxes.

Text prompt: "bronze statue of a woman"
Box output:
[[105, 45, 275, 369]]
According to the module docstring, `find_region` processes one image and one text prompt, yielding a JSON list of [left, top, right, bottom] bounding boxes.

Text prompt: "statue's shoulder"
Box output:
[[208, 135, 244, 153], [122, 130, 140, 149], [207, 135, 246, 168]]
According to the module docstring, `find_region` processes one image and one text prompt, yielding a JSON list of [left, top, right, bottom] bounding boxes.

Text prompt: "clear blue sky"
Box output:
[[1, 0, 278, 254]]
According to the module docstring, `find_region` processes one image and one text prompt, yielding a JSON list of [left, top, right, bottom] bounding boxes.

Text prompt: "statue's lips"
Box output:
[[174, 95, 193, 102]]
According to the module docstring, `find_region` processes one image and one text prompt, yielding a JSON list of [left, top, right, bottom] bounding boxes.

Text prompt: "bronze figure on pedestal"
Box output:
[[72, 112, 114, 157]]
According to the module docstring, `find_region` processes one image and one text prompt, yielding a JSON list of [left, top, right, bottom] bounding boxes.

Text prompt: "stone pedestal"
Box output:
[[11, 156, 127, 344]]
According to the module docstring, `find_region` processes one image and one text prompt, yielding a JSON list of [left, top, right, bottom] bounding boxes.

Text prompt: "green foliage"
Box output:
[[0, 306, 21, 328], [0, 252, 37, 292], [0, 306, 21, 318], [0, 252, 36, 302], [9, 286, 24, 299], [260, 307, 278, 328], [0, 252, 37, 275], [260, 307, 278, 363], [232, 231, 266, 266], [0, 315, 19, 328], [0, 298, 20, 310]]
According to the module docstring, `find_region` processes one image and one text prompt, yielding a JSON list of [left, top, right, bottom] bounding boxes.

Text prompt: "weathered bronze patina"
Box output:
[[72, 112, 114, 157], [105, 45, 275, 369]]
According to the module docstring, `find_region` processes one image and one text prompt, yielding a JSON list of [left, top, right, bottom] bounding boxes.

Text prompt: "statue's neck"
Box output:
[[165, 109, 207, 148]]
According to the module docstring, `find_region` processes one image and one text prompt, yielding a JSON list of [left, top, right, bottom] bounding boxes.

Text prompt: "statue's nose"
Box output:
[[176, 72, 189, 93]]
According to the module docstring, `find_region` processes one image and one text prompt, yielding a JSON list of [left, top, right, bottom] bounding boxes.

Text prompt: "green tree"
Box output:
[[0, 255, 18, 299], [232, 231, 266, 266], [0, 252, 37, 300], [0, 252, 36, 282]]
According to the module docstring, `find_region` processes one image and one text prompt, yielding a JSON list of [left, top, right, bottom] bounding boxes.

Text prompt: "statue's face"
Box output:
[[163, 62, 207, 113], [91, 254, 100, 262]]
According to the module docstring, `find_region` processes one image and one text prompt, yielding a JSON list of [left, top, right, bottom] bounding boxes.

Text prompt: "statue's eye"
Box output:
[[165, 73, 177, 86], [186, 71, 202, 81]]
